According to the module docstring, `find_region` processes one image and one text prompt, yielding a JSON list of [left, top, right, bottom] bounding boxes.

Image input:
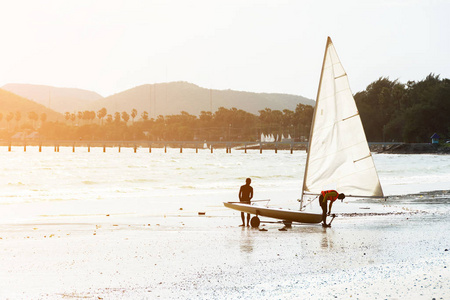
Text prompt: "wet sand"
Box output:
[[0, 195, 449, 300]]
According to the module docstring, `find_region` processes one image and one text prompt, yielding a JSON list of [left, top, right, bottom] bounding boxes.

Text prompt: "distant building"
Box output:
[[27, 132, 40, 140], [430, 133, 440, 144], [11, 132, 25, 141], [11, 131, 40, 141]]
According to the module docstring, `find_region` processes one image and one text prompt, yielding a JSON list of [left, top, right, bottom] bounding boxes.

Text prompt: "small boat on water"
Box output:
[[224, 37, 384, 226]]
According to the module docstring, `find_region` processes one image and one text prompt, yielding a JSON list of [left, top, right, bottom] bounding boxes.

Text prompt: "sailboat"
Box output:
[[224, 37, 384, 225]]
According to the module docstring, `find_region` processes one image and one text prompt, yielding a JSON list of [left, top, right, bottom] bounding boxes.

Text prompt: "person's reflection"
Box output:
[[240, 228, 254, 253], [321, 231, 334, 250]]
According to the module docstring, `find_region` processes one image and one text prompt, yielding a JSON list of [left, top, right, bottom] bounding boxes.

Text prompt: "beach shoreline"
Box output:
[[0, 150, 448, 299], [371, 143, 450, 154], [1, 191, 448, 299]]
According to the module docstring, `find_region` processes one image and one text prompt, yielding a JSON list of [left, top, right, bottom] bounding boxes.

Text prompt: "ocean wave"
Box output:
[[124, 179, 158, 183], [7, 182, 25, 186], [82, 180, 98, 185], [180, 185, 196, 189], [0, 194, 21, 198], [127, 165, 146, 169]]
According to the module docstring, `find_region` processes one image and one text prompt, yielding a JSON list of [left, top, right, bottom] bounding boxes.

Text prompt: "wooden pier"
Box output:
[[1, 140, 403, 154]]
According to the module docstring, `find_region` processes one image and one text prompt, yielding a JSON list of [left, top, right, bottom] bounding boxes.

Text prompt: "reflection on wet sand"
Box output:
[[320, 229, 335, 250], [240, 227, 254, 253]]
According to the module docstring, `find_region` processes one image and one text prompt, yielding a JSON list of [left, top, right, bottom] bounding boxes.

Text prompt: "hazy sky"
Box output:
[[0, 0, 448, 99]]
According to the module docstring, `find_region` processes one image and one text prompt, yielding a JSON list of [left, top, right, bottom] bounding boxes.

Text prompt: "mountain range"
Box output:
[[1, 82, 314, 119], [2, 83, 103, 113], [0, 89, 63, 122]]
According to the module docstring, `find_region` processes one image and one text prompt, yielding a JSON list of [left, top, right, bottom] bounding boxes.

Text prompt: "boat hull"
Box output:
[[224, 202, 322, 224]]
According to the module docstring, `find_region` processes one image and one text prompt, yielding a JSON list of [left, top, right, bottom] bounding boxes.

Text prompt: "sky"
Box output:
[[0, 0, 449, 99]]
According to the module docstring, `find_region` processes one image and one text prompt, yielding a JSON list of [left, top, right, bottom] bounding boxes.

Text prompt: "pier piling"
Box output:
[[1, 140, 330, 154]]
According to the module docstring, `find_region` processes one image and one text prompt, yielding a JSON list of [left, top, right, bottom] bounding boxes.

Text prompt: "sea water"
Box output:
[[0, 146, 449, 224]]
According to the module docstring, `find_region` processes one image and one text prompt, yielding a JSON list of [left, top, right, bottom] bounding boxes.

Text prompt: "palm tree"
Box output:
[[114, 112, 121, 123], [77, 111, 83, 125], [89, 111, 96, 123], [97, 108, 107, 125], [28, 111, 39, 129], [6, 112, 14, 130], [40, 113, 47, 128], [15, 111, 21, 128], [141, 111, 149, 121], [131, 109, 137, 123], [122, 111, 130, 124], [64, 112, 71, 122], [82, 111, 90, 123]]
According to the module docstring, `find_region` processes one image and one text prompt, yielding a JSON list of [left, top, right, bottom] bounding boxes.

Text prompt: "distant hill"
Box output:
[[1, 83, 103, 113], [0, 89, 63, 123], [1, 82, 315, 118], [89, 82, 315, 117]]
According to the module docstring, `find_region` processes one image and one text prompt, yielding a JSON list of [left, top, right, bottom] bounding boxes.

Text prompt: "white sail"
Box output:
[[302, 37, 383, 198]]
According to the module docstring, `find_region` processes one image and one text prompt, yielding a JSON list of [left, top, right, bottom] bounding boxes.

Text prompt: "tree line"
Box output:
[[2, 74, 448, 143], [33, 104, 313, 142], [355, 74, 449, 143], [0, 111, 47, 130]]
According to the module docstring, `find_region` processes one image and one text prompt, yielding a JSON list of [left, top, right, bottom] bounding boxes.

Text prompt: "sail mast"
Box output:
[[300, 37, 332, 209]]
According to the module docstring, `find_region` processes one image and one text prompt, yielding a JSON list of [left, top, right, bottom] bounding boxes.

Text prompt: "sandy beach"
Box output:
[[0, 191, 448, 299]]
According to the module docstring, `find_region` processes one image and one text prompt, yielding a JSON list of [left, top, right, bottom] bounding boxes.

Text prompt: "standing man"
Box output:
[[239, 178, 253, 227], [319, 190, 345, 227]]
